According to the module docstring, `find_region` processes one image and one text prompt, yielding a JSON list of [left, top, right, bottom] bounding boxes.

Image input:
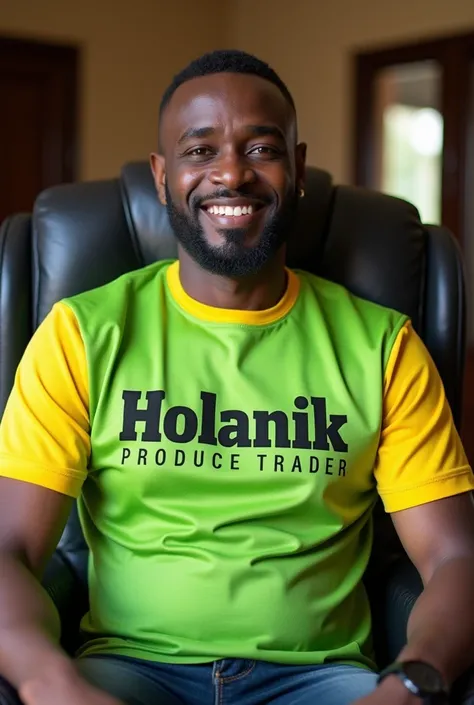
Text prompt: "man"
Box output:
[[0, 49, 473, 705]]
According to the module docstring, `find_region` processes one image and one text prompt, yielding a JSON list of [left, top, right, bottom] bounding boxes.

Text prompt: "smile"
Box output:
[[200, 201, 266, 227], [206, 204, 255, 216]]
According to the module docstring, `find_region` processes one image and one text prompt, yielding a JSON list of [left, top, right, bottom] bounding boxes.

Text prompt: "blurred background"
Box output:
[[1, 0, 474, 451]]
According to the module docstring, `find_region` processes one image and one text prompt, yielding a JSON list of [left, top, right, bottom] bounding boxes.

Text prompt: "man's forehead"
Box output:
[[162, 73, 293, 138]]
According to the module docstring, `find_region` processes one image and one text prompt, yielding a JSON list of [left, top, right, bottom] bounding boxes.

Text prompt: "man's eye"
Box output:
[[187, 147, 213, 157], [248, 145, 280, 156]]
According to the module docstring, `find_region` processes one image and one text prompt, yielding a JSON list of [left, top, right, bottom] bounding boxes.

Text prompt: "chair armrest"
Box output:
[[0, 551, 88, 704], [0, 676, 21, 705], [371, 556, 423, 667], [370, 555, 474, 705], [452, 670, 474, 705], [42, 550, 88, 654]]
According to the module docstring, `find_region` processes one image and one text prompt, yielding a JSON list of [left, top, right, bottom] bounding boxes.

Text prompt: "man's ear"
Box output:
[[295, 142, 307, 195], [150, 153, 167, 205]]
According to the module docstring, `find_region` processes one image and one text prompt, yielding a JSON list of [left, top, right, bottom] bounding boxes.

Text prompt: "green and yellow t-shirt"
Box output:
[[0, 260, 472, 668]]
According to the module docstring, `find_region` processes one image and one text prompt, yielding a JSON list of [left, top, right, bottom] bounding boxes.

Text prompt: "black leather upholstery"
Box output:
[[5, 162, 461, 423], [0, 162, 470, 702], [0, 214, 32, 415]]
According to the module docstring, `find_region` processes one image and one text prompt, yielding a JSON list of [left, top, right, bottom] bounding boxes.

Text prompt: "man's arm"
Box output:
[[0, 477, 72, 689], [392, 492, 474, 685], [0, 477, 124, 705], [369, 322, 474, 703], [0, 303, 123, 705]]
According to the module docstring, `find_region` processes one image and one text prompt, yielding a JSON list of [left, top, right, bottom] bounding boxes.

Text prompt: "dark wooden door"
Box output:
[[0, 36, 78, 222], [352, 32, 474, 463]]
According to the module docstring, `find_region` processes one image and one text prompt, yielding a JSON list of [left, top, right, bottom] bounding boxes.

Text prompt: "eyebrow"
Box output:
[[177, 124, 286, 145], [247, 125, 286, 141], [177, 127, 215, 145]]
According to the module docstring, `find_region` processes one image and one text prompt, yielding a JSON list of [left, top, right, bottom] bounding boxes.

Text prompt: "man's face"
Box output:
[[152, 73, 306, 277]]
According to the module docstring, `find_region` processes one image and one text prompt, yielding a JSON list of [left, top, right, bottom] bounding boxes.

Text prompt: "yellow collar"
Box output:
[[166, 261, 300, 325]]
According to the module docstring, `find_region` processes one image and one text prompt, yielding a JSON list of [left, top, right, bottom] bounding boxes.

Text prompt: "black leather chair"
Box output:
[[0, 162, 472, 703]]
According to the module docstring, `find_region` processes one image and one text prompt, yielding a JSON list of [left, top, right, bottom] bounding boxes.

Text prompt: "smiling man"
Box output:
[[156, 65, 302, 285], [0, 50, 474, 705]]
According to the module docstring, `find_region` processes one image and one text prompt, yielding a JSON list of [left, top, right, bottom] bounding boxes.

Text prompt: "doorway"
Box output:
[[352, 31, 474, 462], [0, 35, 79, 223]]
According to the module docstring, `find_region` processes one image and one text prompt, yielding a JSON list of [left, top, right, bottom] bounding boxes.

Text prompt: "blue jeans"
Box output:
[[77, 655, 378, 705]]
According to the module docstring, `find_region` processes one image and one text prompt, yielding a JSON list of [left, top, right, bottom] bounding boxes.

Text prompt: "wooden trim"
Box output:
[[0, 34, 79, 183], [352, 31, 474, 245], [353, 31, 474, 67], [439, 38, 470, 241], [0, 34, 77, 61]]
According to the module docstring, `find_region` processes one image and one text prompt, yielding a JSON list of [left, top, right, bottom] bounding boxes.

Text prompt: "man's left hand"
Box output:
[[352, 675, 423, 705]]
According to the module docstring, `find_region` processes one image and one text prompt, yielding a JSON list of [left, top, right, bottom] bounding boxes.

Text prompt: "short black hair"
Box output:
[[159, 49, 295, 119]]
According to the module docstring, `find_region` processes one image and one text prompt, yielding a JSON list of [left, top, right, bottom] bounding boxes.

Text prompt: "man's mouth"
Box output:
[[199, 200, 267, 227], [206, 204, 256, 216]]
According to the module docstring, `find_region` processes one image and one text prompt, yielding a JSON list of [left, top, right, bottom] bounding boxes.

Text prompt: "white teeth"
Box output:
[[207, 204, 255, 216]]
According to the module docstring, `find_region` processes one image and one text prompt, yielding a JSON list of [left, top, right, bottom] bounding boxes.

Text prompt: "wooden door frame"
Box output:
[[0, 35, 79, 184], [352, 31, 474, 241]]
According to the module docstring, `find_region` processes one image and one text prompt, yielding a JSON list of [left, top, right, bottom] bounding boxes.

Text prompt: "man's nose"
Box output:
[[209, 152, 257, 190]]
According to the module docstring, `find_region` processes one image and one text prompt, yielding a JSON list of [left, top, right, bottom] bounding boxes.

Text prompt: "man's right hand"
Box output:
[[19, 663, 125, 705]]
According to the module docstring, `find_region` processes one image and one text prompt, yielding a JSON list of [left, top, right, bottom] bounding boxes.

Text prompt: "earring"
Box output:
[[299, 187, 305, 199]]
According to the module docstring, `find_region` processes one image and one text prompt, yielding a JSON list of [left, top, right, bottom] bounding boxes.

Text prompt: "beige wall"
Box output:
[[0, 0, 220, 180], [230, 0, 474, 182], [3, 0, 474, 183]]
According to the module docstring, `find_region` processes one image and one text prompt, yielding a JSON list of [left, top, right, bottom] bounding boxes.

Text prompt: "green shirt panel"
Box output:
[[65, 260, 406, 666]]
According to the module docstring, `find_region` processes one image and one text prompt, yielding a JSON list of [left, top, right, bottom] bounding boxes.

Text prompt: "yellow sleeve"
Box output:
[[375, 321, 474, 512], [0, 302, 90, 498]]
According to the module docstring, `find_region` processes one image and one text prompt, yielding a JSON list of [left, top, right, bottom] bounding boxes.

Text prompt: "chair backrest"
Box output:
[[0, 161, 466, 581]]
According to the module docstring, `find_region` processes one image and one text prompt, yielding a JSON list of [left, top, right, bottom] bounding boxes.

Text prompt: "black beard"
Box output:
[[165, 184, 298, 277]]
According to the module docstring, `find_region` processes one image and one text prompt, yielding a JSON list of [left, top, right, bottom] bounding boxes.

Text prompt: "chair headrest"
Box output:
[[119, 161, 336, 269], [32, 161, 424, 332]]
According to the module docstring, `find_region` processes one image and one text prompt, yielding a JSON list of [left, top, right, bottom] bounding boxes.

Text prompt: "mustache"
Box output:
[[191, 189, 274, 210]]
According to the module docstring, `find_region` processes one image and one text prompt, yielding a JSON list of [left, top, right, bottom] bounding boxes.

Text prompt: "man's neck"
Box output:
[[177, 248, 288, 311]]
